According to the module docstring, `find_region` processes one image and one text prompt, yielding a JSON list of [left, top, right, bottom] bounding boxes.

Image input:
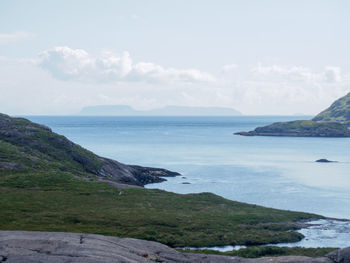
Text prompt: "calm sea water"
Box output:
[[25, 116, 350, 220]]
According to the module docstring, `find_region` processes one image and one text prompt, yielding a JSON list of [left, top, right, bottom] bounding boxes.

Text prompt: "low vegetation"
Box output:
[[0, 170, 321, 247], [313, 92, 350, 124]]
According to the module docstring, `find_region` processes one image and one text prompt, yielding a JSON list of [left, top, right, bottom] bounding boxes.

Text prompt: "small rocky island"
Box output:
[[315, 159, 337, 163], [235, 93, 350, 137]]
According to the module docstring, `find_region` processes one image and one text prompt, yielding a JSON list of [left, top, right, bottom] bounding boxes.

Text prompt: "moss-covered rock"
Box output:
[[313, 92, 350, 125]]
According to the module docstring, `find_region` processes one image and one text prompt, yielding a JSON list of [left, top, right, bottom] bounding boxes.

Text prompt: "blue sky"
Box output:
[[1, 0, 349, 115]]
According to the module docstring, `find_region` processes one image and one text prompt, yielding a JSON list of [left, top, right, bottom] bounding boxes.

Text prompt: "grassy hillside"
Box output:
[[313, 92, 350, 124], [180, 246, 336, 258], [0, 113, 179, 185], [0, 170, 320, 247], [0, 113, 102, 175], [0, 113, 322, 247]]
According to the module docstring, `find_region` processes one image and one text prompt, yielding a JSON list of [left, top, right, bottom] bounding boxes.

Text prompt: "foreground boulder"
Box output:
[[0, 231, 343, 263], [327, 247, 350, 263]]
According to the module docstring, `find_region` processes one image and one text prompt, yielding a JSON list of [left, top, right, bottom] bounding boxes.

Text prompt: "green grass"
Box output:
[[179, 246, 337, 258], [272, 120, 347, 130], [0, 170, 321, 248], [0, 114, 102, 174]]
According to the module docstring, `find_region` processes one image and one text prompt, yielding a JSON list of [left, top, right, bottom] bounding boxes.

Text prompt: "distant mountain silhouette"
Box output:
[[79, 105, 242, 116]]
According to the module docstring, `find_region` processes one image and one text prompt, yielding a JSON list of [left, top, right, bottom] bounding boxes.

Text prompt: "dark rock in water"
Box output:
[[235, 120, 350, 137], [0, 230, 343, 263], [316, 159, 337, 163]]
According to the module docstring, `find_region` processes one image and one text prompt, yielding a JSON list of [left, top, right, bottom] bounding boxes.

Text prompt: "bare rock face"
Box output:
[[0, 231, 343, 263], [327, 247, 350, 263], [0, 231, 234, 263], [98, 157, 180, 186]]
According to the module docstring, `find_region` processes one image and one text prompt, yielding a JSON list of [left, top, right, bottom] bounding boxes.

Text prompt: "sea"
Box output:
[[24, 115, 350, 248]]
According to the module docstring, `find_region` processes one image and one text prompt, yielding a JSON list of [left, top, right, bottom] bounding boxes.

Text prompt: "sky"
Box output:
[[0, 0, 349, 115]]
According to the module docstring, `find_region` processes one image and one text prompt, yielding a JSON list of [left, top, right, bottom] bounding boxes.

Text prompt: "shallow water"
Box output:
[[24, 116, 350, 247], [183, 219, 350, 251]]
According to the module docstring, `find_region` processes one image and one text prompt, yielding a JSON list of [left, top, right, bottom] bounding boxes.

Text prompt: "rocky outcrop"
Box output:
[[235, 120, 350, 137], [99, 157, 179, 186], [0, 231, 342, 263], [0, 113, 179, 186]]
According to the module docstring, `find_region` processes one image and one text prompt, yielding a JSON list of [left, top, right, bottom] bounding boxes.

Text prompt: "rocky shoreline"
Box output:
[[98, 157, 180, 186]]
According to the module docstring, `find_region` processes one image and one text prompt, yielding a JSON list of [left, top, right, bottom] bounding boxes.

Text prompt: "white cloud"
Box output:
[[2, 53, 350, 115], [250, 64, 345, 87], [251, 64, 320, 82], [129, 62, 215, 83], [208, 63, 350, 115], [324, 66, 342, 83], [222, 64, 238, 73], [0, 31, 34, 44], [39, 46, 215, 84], [130, 14, 140, 20]]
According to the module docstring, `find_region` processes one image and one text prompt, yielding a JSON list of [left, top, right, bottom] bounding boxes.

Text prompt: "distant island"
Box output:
[[79, 105, 241, 116], [235, 92, 350, 137], [235, 120, 350, 137]]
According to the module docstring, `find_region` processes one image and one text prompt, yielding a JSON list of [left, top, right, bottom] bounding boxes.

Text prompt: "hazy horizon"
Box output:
[[1, 0, 349, 115]]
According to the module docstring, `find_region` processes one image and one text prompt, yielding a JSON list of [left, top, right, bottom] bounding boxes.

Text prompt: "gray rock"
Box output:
[[315, 159, 337, 163], [0, 231, 343, 263], [0, 231, 234, 263], [99, 157, 180, 186], [327, 247, 350, 263]]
